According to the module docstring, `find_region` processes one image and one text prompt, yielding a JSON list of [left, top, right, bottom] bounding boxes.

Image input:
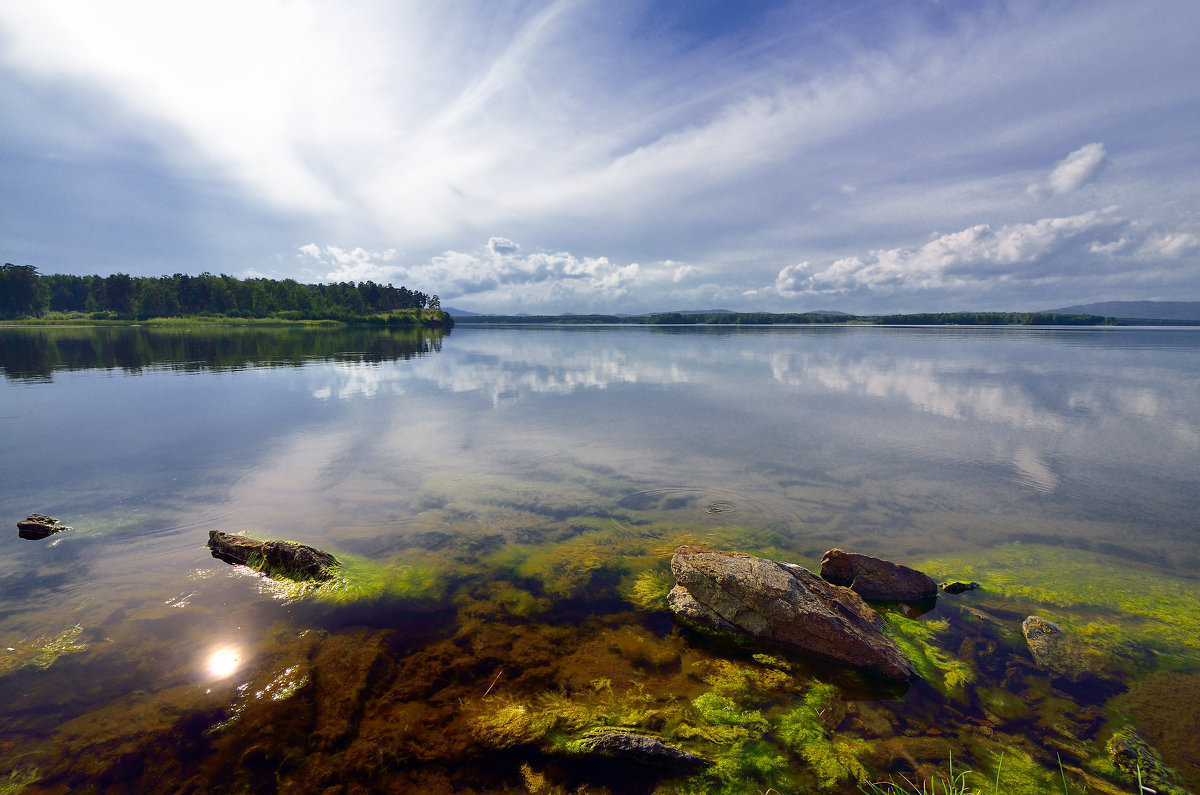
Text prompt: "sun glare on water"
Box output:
[[207, 647, 242, 678]]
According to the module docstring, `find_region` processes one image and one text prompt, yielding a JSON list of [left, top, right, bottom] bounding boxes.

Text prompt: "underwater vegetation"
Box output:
[[882, 614, 974, 698], [920, 543, 1200, 669], [6, 463, 1200, 795], [0, 624, 87, 676]]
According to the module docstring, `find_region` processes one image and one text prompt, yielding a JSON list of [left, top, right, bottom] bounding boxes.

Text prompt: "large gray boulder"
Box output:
[[207, 530, 339, 582], [819, 548, 938, 602], [668, 546, 916, 681]]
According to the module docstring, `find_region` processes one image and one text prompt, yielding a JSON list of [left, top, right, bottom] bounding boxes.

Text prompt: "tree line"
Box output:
[[457, 311, 1121, 326], [0, 263, 443, 321]]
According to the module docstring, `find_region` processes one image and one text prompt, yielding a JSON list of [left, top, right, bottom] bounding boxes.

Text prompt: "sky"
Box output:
[[1, 0, 1198, 315]]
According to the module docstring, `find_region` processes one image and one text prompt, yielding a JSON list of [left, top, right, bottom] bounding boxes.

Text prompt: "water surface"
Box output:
[[2, 324, 1198, 792]]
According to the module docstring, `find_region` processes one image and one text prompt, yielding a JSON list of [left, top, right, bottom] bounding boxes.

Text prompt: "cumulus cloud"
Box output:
[[672, 263, 701, 282], [488, 237, 520, 255], [775, 210, 1119, 297], [1142, 232, 1200, 258], [1029, 143, 1106, 197], [299, 244, 402, 284], [296, 238, 696, 312]]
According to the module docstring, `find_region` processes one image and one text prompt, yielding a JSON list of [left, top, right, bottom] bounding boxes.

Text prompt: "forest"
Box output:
[[0, 263, 446, 324], [457, 310, 1121, 326]]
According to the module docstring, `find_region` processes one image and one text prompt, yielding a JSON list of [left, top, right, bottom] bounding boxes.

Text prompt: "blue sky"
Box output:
[[1, 0, 1197, 314]]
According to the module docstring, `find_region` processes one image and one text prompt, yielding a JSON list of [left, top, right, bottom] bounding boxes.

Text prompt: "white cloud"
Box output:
[[775, 210, 1118, 297], [673, 264, 701, 282], [1089, 237, 1129, 255], [1142, 232, 1200, 258], [488, 237, 520, 255], [1029, 143, 1107, 197]]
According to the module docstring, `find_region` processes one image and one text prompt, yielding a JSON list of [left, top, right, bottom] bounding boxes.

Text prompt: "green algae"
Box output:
[[776, 682, 872, 790], [882, 614, 973, 698], [0, 767, 41, 795], [240, 551, 446, 604], [622, 567, 676, 611], [920, 543, 1200, 668], [0, 625, 87, 676]]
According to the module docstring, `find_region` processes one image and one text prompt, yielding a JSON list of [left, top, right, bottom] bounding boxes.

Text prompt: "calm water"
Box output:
[[2, 324, 1199, 793]]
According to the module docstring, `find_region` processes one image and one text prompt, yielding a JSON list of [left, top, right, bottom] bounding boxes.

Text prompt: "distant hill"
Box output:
[[666, 308, 736, 315], [1046, 301, 1200, 322], [443, 306, 481, 317]]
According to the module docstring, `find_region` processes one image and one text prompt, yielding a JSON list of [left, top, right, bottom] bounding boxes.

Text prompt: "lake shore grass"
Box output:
[[1, 308, 453, 328]]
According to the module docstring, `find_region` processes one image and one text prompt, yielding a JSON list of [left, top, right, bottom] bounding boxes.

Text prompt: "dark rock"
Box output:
[[1107, 727, 1194, 795], [940, 581, 980, 595], [583, 731, 711, 771], [18, 513, 72, 540], [207, 530, 339, 582], [819, 548, 938, 602], [1021, 616, 1107, 684], [668, 546, 916, 681]]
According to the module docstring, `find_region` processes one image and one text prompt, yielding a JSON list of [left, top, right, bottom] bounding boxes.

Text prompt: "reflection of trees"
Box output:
[[0, 326, 449, 381]]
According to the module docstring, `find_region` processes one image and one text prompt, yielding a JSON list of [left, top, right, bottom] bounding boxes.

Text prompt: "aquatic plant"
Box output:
[[241, 551, 445, 604], [0, 767, 42, 795], [466, 695, 564, 749], [882, 614, 974, 697], [0, 624, 87, 676], [622, 567, 675, 611], [920, 543, 1200, 668], [776, 682, 872, 790]]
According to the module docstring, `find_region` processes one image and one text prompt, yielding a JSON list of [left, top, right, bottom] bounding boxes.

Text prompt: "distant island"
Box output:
[[453, 311, 1128, 326], [1044, 301, 1200, 324], [0, 263, 453, 327], [449, 301, 1200, 327]]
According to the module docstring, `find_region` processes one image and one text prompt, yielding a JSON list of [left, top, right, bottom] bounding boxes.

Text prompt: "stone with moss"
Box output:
[[1107, 727, 1195, 795], [1022, 615, 1110, 684], [578, 729, 711, 771], [207, 530, 339, 582], [17, 513, 72, 540]]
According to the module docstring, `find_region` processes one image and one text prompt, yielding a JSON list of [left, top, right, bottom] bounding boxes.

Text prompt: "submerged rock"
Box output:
[[1021, 616, 1108, 684], [940, 581, 981, 595], [581, 731, 711, 771], [1107, 727, 1195, 795], [819, 548, 938, 602], [17, 513, 72, 540], [207, 530, 339, 582], [668, 546, 916, 681]]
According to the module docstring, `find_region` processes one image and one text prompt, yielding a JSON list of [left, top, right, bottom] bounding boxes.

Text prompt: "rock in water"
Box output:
[[583, 731, 711, 771], [940, 581, 980, 595], [207, 530, 339, 582], [819, 548, 938, 602], [1021, 615, 1107, 684], [668, 546, 916, 681], [17, 513, 72, 540]]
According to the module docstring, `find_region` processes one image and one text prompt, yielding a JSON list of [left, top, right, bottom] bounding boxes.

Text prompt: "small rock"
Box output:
[[207, 530, 339, 582], [17, 513, 72, 540], [1021, 616, 1108, 684], [819, 548, 938, 602], [583, 731, 711, 771], [940, 581, 980, 595]]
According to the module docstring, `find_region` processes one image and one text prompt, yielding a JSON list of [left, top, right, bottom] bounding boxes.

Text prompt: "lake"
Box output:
[[2, 323, 1198, 793]]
